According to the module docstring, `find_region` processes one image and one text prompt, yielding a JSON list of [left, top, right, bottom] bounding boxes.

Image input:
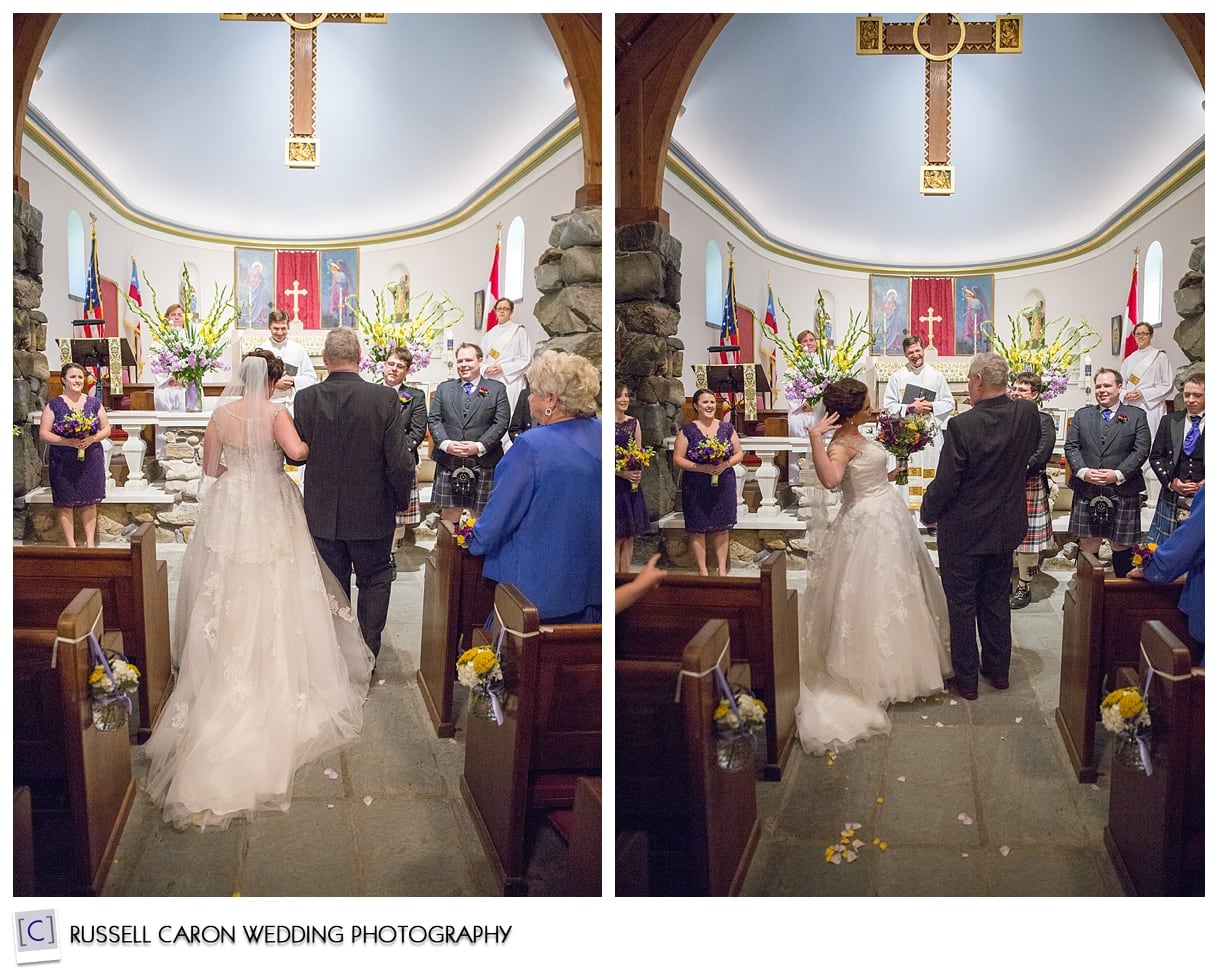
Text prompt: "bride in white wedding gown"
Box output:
[[795, 378, 952, 754], [144, 350, 374, 830]]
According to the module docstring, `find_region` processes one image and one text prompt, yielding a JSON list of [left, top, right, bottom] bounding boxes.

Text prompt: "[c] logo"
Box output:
[[13, 910, 60, 964]]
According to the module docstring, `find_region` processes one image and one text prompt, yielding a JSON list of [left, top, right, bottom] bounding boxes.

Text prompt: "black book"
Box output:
[[283, 363, 299, 376], [901, 383, 932, 405]]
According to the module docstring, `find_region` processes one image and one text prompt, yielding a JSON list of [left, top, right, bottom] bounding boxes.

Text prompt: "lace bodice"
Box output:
[[840, 438, 892, 505], [212, 404, 287, 480]]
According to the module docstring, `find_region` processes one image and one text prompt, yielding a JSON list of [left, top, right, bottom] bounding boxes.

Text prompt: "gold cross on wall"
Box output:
[[857, 13, 1022, 194], [284, 279, 309, 326], [919, 306, 943, 348], [221, 13, 387, 167]]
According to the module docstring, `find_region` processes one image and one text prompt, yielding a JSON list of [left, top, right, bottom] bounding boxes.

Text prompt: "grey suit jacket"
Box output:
[[426, 376, 510, 470], [1064, 403, 1150, 498]]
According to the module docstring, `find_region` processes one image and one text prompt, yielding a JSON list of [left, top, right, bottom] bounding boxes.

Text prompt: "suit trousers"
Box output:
[[938, 549, 1014, 687], [313, 532, 395, 657]]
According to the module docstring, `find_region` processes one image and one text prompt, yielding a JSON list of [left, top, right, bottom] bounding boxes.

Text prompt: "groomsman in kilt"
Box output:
[[1009, 372, 1059, 609], [382, 346, 428, 573], [1146, 371, 1204, 545], [1064, 368, 1151, 577]]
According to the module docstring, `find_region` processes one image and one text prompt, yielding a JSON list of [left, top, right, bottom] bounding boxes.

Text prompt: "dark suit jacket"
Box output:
[[1027, 410, 1057, 485], [293, 370, 416, 540], [921, 395, 1040, 554], [426, 376, 510, 470], [508, 387, 532, 441], [1149, 410, 1205, 487], [1063, 403, 1150, 498], [389, 382, 427, 463]]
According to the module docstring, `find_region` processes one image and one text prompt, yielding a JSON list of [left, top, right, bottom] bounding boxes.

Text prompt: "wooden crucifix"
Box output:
[[857, 14, 1022, 195], [220, 13, 386, 167]]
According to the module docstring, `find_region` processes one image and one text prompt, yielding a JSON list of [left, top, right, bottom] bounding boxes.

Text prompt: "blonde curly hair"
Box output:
[[526, 350, 600, 418]]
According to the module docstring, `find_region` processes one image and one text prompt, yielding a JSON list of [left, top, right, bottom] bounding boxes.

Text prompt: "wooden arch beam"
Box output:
[[615, 13, 731, 229], [13, 13, 59, 199], [1161, 13, 1204, 87], [543, 13, 602, 208]]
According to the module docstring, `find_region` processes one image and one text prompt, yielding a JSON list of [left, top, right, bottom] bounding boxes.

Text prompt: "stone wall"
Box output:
[[13, 192, 50, 540], [534, 206, 602, 369], [615, 221, 685, 518], [1171, 236, 1204, 393]]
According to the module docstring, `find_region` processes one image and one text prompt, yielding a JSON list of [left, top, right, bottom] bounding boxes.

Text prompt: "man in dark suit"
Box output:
[[382, 345, 428, 571], [294, 328, 415, 658], [427, 342, 510, 523], [921, 352, 1039, 699], [1064, 367, 1152, 578], [1146, 371, 1204, 544]]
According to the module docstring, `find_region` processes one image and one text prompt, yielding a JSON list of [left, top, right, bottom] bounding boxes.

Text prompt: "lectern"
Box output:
[[56, 334, 137, 407], [691, 362, 771, 421]]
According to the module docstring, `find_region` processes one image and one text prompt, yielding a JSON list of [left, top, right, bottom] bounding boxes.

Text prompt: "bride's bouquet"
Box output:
[[876, 412, 937, 485], [686, 436, 732, 485]]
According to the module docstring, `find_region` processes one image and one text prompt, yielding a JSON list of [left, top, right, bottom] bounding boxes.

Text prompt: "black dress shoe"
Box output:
[[946, 677, 978, 700], [1009, 583, 1031, 610], [980, 669, 1010, 690]]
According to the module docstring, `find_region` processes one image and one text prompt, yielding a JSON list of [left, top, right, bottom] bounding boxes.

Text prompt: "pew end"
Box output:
[[1104, 621, 1204, 896], [459, 583, 602, 896], [617, 618, 761, 896], [13, 588, 135, 895]]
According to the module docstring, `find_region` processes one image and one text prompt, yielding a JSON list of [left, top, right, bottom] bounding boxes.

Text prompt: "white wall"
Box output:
[[665, 171, 1203, 416], [23, 138, 582, 390]]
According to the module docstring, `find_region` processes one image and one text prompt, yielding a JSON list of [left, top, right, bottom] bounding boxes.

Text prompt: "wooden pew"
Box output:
[[615, 549, 799, 780], [13, 588, 135, 895], [14, 786, 36, 896], [1104, 621, 1204, 896], [1055, 550, 1196, 782], [459, 583, 601, 896], [418, 520, 497, 737], [546, 775, 602, 896], [617, 619, 760, 896], [13, 524, 171, 741]]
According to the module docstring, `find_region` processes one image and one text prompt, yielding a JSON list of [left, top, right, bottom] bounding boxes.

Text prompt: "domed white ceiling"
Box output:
[[669, 13, 1204, 268], [26, 13, 576, 242]]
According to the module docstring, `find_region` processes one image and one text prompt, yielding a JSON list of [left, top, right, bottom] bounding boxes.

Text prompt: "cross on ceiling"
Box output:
[[221, 13, 386, 167], [857, 14, 1022, 194]]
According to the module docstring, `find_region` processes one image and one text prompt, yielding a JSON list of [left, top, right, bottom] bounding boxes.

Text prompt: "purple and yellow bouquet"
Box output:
[[686, 435, 732, 486], [453, 509, 476, 548], [876, 412, 937, 485], [52, 407, 99, 460], [1130, 542, 1157, 569], [615, 441, 655, 491]]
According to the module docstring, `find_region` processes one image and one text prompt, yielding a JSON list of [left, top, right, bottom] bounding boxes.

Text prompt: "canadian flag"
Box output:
[[485, 235, 501, 331], [1122, 261, 1139, 359]]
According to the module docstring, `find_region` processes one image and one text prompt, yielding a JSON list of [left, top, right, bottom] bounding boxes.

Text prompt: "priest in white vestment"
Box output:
[[481, 298, 533, 408], [259, 309, 318, 407], [883, 335, 955, 511], [1120, 322, 1172, 446], [152, 303, 187, 458], [784, 329, 820, 484]]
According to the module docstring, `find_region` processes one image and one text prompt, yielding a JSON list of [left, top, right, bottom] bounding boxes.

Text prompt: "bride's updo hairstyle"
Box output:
[[821, 377, 869, 422], [244, 348, 284, 387]]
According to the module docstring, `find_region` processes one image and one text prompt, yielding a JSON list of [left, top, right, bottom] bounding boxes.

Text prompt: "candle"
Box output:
[[445, 327, 454, 350]]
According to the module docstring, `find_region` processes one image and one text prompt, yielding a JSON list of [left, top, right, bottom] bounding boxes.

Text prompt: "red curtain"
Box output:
[[276, 250, 321, 329], [910, 277, 954, 355]]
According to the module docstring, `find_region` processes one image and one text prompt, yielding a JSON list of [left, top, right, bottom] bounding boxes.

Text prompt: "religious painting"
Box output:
[[320, 248, 359, 327], [869, 275, 910, 356], [473, 289, 485, 331], [1111, 314, 1123, 355], [235, 248, 275, 329], [953, 274, 994, 355]]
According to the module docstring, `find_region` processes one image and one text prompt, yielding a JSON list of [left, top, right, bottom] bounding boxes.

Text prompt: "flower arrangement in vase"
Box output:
[[766, 290, 871, 408], [350, 287, 462, 381], [456, 644, 504, 723], [1100, 684, 1152, 773], [89, 644, 140, 732], [984, 309, 1100, 402], [713, 685, 768, 773]]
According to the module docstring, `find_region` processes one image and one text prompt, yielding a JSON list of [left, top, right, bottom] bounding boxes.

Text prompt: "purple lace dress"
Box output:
[[679, 420, 737, 533], [47, 396, 106, 507], [615, 417, 650, 539]]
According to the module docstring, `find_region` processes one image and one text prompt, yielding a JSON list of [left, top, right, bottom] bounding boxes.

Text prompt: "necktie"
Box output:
[[463, 382, 473, 396], [1183, 415, 1201, 455], [1102, 408, 1112, 423]]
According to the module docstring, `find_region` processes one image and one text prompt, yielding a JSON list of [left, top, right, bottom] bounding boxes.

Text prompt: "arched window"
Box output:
[[1143, 240, 1164, 326], [505, 216, 526, 301], [705, 240, 722, 326], [66, 211, 85, 300]]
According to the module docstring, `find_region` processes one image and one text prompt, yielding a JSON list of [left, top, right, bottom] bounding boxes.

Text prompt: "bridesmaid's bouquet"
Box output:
[[52, 407, 99, 460], [686, 436, 732, 485], [876, 412, 937, 485], [615, 441, 655, 491], [453, 510, 476, 548]]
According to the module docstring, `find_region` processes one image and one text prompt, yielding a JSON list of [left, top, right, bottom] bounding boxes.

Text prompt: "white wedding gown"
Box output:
[[144, 403, 374, 830], [795, 438, 953, 754]]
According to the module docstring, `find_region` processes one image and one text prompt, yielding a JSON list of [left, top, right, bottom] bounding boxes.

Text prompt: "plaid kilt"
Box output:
[[1146, 492, 1191, 545], [1017, 474, 1053, 553], [1068, 491, 1142, 546], [431, 463, 495, 513], [395, 481, 421, 527]]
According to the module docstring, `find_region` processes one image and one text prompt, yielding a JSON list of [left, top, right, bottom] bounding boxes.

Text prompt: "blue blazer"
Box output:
[[1144, 485, 1205, 645], [468, 417, 601, 621]]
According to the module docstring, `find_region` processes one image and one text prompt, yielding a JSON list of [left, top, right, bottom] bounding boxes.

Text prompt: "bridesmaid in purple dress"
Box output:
[[674, 388, 743, 575], [615, 382, 650, 571], [38, 362, 111, 547]]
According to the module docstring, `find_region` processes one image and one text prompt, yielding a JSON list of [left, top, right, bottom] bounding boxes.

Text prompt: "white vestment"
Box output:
[[258, 337, 318, 406], [481, 322, 532, 406], [883, 363, 955, 510], [152, 375, 186, 458], [1120, 346, 1172, 444]]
